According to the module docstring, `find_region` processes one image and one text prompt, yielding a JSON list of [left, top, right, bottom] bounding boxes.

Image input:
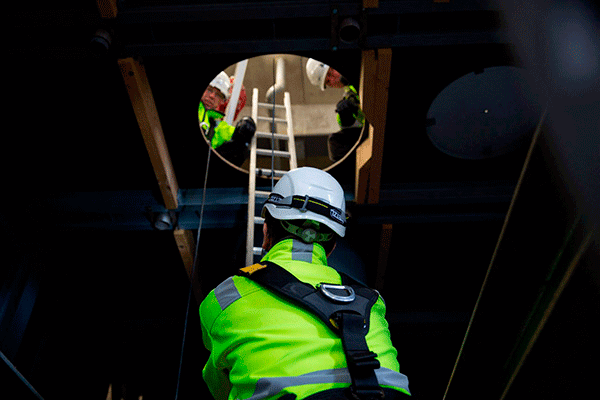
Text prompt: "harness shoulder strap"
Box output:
[[237, 261, 384, 400]]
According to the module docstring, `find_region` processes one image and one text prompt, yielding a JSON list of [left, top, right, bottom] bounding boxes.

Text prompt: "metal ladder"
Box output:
[[246, 88, 298, 266]]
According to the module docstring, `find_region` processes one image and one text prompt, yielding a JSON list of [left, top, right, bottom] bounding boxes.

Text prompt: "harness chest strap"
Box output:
[[237, 261, 383, 399]]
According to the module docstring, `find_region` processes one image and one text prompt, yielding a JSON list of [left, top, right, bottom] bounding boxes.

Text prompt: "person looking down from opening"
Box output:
[[200, 167, 411, 400], [198, 71, 256, 166], [306, 59, 366, 162]]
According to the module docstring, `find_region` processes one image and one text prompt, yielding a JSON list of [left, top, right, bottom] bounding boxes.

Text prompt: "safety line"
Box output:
[[174, 144, 212, 400], [1, 350, 45, 400], [270, 58, 276, 191], [500, 228, 594, 400], [442, 107, 547, 399]]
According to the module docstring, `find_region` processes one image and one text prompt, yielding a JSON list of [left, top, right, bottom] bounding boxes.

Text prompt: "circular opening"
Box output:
[[339, 18, 361, 43], [198, 54, 366, 175]]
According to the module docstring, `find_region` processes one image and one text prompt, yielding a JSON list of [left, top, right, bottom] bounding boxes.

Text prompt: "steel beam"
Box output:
[[114, 1, 503, 24], [28, 181, 515, 230], [108, 1, 508, 57]]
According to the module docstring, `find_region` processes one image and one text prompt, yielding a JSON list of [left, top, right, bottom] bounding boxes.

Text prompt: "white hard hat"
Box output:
[[262, 167, 347, 238], [209, 71, 231, 99], [306, 58, 330, 91]]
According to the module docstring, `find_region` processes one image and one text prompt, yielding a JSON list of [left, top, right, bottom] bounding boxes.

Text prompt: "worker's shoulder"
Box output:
[[200, 275, 265, 320], [230, 274, 265, 296], [207, 274, 266, 303]]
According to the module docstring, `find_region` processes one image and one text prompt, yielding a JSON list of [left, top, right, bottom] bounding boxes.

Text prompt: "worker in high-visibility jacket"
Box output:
[[306, 59, 366, 162], [200, 167, 411, 400], [198, 71, 256, 166]]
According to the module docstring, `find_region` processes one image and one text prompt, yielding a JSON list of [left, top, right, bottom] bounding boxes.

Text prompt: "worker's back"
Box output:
[[200, 239, 411, 400]]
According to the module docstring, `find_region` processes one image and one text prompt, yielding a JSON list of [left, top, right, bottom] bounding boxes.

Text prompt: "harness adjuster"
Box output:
[[347, 386, 385, 400], [347, 350, 381, 371]]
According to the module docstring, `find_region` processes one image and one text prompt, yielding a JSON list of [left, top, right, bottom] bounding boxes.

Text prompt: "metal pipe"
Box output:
[[265, 57, 286, 104], [265, 57, 286, 169]]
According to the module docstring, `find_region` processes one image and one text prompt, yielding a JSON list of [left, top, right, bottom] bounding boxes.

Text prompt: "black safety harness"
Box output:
[[237, 261, 385, 400]]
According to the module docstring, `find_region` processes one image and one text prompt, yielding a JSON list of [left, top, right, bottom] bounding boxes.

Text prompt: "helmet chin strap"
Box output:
[[280, 220, 333, 244]]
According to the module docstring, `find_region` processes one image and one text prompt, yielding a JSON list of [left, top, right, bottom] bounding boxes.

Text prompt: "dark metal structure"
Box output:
[[3, 1, 598, 399]]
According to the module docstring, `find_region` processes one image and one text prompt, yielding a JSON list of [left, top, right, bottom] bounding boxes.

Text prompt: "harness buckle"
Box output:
[[318, 283, 356, 303]]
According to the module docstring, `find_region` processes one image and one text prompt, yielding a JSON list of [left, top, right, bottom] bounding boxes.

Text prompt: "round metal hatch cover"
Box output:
[[426, 66, 541, 159]]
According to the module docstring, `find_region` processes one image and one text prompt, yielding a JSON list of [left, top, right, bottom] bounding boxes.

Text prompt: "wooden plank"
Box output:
[[118, 57, 179, 210], [359, 50, 378, 127], [354, 127, 372, 204], [355, 49, 392, 205], [355, 51, 376, 205], [96, 0, 119, 19], [368, 48, 392, 204], [363, 0, 379, 8], [173, 229, 203, 303]]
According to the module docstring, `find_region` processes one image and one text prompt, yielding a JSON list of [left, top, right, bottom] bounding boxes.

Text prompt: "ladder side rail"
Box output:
[[284, 92, 298, 170]]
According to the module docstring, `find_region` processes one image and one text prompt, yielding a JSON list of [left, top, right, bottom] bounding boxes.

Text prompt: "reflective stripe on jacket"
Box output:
[[198, 101, 236, 149], [200, 238, 411, 400]]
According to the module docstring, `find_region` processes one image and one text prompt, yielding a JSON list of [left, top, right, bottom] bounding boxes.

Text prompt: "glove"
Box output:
[[335, 98, 359, 127], [232, 116, 256, 144]]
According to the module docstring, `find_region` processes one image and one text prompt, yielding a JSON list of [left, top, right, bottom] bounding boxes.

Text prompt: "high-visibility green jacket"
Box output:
[[198, 101, 236, 149], [336, 85, 366, 129], [200, 238, 411, 400]]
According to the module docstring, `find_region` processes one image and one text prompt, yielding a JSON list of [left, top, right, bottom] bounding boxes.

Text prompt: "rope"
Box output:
[[442, 108, 548, 400], [174, 144, 212, 400], [270, 58, 276, 191]]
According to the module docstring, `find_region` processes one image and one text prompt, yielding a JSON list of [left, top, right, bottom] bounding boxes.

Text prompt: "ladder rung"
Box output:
[[253, 247, 264, 255], [256, 149, 290, 158], [254, 216, 265, 224], [256, 168, 286, 178], [255, 131, 289, 140], [257, 102, 286, 109], [257, 116, 288, 124]]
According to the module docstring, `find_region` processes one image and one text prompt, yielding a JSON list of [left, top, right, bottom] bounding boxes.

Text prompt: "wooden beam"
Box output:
[[368, 48, 392, 205], [96, 0, 118, 19], [118, 57, 200, 303], [118, 57, 179, 210], [355, 52, 375, 205], [174, 229, 203, 303], [355, 127, 372, 204], [355, 49, 392, 204]]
